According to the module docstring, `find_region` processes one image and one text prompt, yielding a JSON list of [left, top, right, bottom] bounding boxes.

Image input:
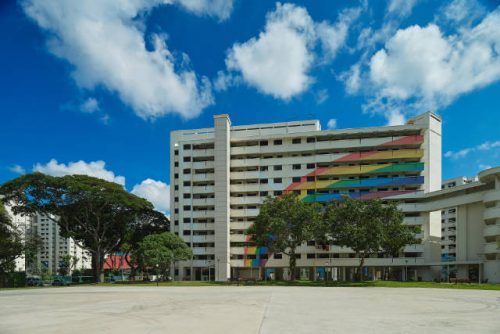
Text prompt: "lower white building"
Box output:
[[4, 209, 91, 275]]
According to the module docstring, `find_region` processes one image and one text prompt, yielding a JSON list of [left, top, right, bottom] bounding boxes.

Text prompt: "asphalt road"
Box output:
[[1, 286, 499, 334]]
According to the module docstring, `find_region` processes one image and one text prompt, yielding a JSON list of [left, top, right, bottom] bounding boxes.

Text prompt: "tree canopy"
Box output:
[[0, 203, 24, 273], [0, 172, 170, 282], [247, 193, 320, 280], [136, 232, 192, 281], [324, 197, 418, 280]]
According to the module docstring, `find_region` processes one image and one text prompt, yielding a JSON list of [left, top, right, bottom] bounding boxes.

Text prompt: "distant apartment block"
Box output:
[[5, 208, 91, 275]]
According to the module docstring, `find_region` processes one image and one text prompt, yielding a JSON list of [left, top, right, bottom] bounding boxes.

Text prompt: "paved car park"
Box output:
[[1, 286, 499, 333]]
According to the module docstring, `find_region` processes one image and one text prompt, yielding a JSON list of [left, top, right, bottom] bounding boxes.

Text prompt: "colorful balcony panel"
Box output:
[[301, 190, 419, 203], [244, 259, 267, 268], [309, 162, 424, 178]]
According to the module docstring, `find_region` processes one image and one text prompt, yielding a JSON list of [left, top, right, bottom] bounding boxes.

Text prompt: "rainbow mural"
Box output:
[[242, 135, 424, 267]]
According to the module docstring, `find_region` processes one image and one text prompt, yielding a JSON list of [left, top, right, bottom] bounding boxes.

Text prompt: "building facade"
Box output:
[[170, 112, 447, 282], [4, 208, 91, 275]]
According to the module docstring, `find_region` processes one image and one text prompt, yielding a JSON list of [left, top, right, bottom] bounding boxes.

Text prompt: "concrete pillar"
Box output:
[[214, 115, 231, 282]]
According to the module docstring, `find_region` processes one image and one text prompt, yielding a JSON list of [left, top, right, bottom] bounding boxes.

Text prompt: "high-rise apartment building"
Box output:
[[170, 112, 442, 281], [4, 208, 91, 275]]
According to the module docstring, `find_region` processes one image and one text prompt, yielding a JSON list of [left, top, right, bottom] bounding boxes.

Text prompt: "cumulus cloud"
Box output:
[[9, 165, 26, 175], [326, 118, 337, 129], [33, 159, 126, 186], [444, 140, 500, 160], [222, 3, 360, 100], [344, 6, 500, 123], [21, 0, 230, 119], [131, 179, 170, 213]]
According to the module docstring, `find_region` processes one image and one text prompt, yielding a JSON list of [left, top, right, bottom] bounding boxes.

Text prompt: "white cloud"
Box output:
[[387, 0, 419, 18], [223, 3, 360, 100], [387, 109, 405, 126], [175, 0, 234, 21], [317, 6, 362, 61], [437, 0, 486, 27], [9, 165, 26, 175], [33, 159, 126, 186], [354, 6, 500, 121], [225, 3, 315, 100], [131, 179, 170, 213], [80, 98, 99, 114], [444, 140, 500, 160], [315, 89, 329, 104], [326, 118, 337, 129], [21, 0, 226, 120]]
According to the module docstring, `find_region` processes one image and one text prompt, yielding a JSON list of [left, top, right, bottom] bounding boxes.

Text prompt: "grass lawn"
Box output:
[[3, 280, 500, 291], [106, 280, 500, 290]]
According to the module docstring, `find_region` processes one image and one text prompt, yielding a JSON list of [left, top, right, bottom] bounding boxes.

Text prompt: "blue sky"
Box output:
[[1, 0, 499, 214]]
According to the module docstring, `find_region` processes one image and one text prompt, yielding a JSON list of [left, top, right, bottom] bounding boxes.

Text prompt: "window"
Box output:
[[307, 137, 316, 143], [174, 162, 179, 167], [260, 191, 268, 196], [307, 253, 315, 259], [183, 144, 191, 150], [183, 194, 191, 199], [174, 173, 179, 179], [174, 150, 179, 156], [183, 181, 191, 187], [274, 165, 282, 171], [183, 230, 191, 236], [260, 179, 268, 184], [274, 253, 282, 259], [307, 163, 315, 169], [174, 197, 179, 202], [293, 164, 301, 170], [260, 166, 268, 171], [274, 190, 282, 196], [183, 156, 191, 162], [307, 190, 315, 195], [292, 177, 300, 182], [174, 208, 179, 214], [183, 168, 191, 174], [183, 205, 191, 211], [292, 138, 301, 144], [260, 140, 268, 146], [183, 218, 191, 223], [174, 185, 179, 190], [274, 139, 282, 145], [307, 176, 315, 182], [274, 178, 282, 183]]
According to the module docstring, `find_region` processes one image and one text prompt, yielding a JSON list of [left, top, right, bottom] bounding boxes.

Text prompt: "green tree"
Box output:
[[0, 172, 169, 283], [247, 193, 321, 281], [0, 204, 24, 273], [136, 232, 192, 282], [58, 255, 79, 276], [324, 197, 418, 281]]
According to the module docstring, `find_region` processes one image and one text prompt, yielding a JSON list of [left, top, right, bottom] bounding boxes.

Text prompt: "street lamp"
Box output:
[[404, 259, 409, 282], [217, 258, 220, 282], [324, 261, 330, 286]]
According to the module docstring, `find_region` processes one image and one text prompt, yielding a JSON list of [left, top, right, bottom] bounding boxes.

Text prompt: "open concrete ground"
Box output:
[[1, 286, 500, 334]]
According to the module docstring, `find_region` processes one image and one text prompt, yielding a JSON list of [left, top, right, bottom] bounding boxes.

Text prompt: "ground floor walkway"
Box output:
[[1, 286, 499, 333]]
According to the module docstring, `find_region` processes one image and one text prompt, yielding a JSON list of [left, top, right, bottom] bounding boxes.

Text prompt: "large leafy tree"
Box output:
[[0, 203, 24, 273], [0, 172, 169, 283], [247, 193, 321, 280], [324, 197, 418, 281], [136, 232, 192, 281]]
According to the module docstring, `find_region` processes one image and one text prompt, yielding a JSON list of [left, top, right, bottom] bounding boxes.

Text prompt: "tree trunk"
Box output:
[[92, 249, 104, 283], [358, 255, 365, 282], [289, 251, 297, 281]]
